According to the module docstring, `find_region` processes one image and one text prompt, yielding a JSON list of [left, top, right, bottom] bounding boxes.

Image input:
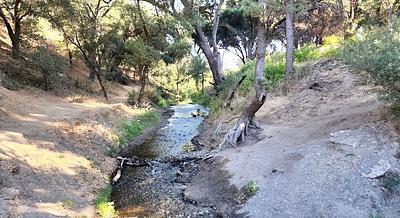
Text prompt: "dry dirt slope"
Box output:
[[0, 84, 138, 217], [220, 60, 400, 217]]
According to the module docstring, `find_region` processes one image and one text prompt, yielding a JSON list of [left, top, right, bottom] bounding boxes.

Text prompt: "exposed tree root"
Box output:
[[218, 91, 266, 151]]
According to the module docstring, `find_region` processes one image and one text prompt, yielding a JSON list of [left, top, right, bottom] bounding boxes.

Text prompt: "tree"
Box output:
[[143, 0, 225, 91], [43, 0, 118, 100], [218, 4, 258, 63], [222, 0, 271, 147], [188, 55, 208, 93], [186, 0, 225, 91], [0, 0, 34, 58], [285, 0, 294, 77], [122, 1, 190, 105]]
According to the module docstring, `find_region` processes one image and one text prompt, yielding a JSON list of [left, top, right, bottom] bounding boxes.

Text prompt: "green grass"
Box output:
[[95, 186, 117, 218], [107, 109, 161, 156], [118, 109, 160, 145]]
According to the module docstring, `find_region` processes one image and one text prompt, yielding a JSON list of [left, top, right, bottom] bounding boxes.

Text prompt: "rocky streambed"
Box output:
[[111, 104, 241, 217]]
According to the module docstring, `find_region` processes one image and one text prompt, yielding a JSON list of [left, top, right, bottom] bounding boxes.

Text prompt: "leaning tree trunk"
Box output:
[[285, 0, 295, 78], [89, 65, 108, 100], [193, 24, 224, 91], [222, 5, 268, 147]]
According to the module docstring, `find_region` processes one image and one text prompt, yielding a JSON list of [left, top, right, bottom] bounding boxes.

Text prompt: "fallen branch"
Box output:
[[112, 151, 215, 184]]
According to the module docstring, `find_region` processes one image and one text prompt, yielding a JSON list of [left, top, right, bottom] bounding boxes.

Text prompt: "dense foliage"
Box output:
[[341, 21, 400, 106]]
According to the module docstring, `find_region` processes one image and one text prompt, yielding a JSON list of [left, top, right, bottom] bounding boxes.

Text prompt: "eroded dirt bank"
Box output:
[[197, 60, 400, 217]]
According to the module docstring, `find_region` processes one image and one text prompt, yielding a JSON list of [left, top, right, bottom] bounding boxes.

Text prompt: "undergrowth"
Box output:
[[108, 109, 160, 156], [341, 20, 400, 107], [95, 186, 117, 218]]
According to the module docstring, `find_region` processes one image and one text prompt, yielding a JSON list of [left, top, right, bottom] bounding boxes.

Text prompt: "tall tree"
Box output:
[[188, 0, 225, 91], [285, 0, 294, 77], [143, 0, 225, 91], [218, 4, 258, 63], [223, 0, 270, 147], [122, 1, 190, 105], [0, 0, 34, 58]]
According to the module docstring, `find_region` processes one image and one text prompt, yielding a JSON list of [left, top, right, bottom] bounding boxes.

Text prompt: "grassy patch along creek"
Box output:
[[111, 104, 242, 217]]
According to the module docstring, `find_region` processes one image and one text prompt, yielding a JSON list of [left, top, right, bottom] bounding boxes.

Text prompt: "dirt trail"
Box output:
[[0, 85, 134, 217], [218, 60, 400, 217]]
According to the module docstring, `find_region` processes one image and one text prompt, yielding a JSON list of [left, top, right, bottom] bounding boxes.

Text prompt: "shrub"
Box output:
[[153, 87, 172, 108], [127, 90, 137, 106], [30, 46, 66, 90], [191, 92, 213, 108], [95, 186, 117, 218], [245, 181, 258, 197], [341, 21, 400, 105], [295, 44, 319, 62], [118, 109, 160, 146]]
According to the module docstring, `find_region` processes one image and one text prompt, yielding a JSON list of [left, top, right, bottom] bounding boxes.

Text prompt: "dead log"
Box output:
[[112, 151, 215, 184], [156, 151, 211, 163]]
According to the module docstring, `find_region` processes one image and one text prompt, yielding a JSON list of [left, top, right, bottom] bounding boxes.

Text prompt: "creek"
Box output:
[[111, 104, 211, 217]]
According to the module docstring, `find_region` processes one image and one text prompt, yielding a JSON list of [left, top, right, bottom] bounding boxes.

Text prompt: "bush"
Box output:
[[127, 90, 137, 105], [30, 46, 66, 90], [341, 22, 400, 105], [295, 44, 319, 62], [95, 186, 117, 218], [153, 87, 172, 108], [191, 92, 213, 108]]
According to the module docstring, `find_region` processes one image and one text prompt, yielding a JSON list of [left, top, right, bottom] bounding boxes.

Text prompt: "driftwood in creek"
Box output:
[[112, 151, 215, 183]]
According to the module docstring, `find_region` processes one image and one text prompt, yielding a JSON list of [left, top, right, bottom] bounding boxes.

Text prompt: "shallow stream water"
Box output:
[[112, 104, 210, 217]]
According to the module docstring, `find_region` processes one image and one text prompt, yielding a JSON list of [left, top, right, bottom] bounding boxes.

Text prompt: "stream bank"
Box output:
[[111, 104, 243, 217]]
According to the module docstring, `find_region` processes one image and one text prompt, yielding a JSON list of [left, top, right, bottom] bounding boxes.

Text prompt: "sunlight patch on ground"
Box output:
[[0, 131, 92, 175]]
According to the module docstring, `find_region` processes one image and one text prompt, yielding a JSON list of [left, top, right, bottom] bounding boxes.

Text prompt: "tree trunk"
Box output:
[[89, 66, 108, 100], [10, 19, 21, 58], [192, 0, 225, 92], [285, 0, 295, 78], [137, 66, 147, 105], [88, 53, 97, 80], [193, 24, 224, 91], [96, 71, 108, 100], [11, 35, 20, 58], [68, 49, 73, 68], [222, 4, 268, 147]]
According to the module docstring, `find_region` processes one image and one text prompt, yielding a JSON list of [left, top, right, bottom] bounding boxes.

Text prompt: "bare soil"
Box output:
[[0, 78, 140, 217], [194, 60, 400, 217]]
